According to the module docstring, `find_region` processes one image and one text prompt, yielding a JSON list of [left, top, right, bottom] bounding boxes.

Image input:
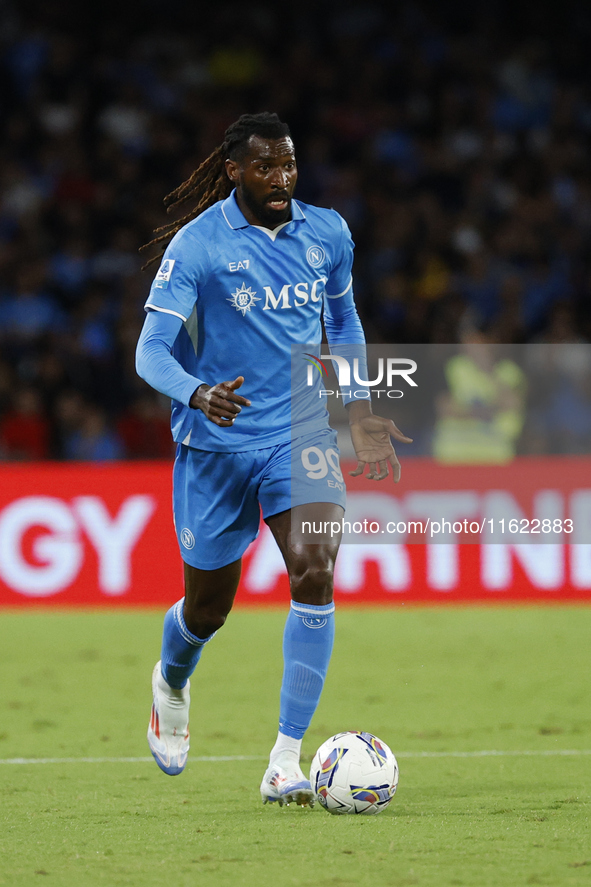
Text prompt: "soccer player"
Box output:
[[136, 112, 410, 807]]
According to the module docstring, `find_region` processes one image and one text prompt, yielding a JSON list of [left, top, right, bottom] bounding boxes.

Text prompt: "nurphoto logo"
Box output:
[[304, 354, 418, 399]]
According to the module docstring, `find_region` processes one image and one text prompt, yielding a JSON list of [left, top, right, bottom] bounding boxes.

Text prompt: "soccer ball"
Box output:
[[310, 731, 399, 815]]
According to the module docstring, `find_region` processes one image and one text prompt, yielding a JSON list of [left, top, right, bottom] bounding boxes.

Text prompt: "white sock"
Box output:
[[269, 732, 302, 766]]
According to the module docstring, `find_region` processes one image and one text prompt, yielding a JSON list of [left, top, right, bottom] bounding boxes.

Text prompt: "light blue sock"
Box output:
[[161, 599, 215, 689], [278, 600, 335, 740]]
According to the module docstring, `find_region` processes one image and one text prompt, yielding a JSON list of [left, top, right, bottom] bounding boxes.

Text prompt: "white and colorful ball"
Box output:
[[310, 731, 399, 815]]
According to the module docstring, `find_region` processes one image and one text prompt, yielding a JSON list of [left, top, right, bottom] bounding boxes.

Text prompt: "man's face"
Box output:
[[226, 135, 297, 228]]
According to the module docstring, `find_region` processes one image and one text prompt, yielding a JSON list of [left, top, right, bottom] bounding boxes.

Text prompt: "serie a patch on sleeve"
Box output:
[[154, 259, 176, 289]]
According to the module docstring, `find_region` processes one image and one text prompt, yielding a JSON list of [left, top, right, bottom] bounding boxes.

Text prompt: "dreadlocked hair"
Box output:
[[140, 112, 291, 270]]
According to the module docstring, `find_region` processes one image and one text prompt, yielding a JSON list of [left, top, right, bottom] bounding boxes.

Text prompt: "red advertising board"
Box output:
[[0, 457, 589, 607]]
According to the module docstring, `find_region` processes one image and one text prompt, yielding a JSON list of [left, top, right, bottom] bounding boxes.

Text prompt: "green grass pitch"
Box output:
[[0, 606, 590, 887]]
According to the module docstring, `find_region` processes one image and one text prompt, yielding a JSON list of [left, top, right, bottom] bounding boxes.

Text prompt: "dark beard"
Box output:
[[240, 183, 292, 228]]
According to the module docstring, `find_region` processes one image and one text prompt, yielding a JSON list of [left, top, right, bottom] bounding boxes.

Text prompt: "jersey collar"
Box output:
[[221, 189, 306, 231]]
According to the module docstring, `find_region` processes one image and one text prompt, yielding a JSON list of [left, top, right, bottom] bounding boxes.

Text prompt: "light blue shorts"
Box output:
[[173, 427, 346, 570]]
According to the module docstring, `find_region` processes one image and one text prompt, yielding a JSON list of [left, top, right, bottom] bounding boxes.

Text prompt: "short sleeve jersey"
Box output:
[[144, 191, 354, 452]]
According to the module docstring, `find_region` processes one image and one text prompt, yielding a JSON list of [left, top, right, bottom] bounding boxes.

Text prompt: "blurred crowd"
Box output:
[[0, 0, 590, 461]]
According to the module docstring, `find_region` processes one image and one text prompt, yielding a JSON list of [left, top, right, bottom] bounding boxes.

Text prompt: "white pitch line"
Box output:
[[0, 750, 590, 765], [398, 749, 591, 758], [0, 755, 266, 765]]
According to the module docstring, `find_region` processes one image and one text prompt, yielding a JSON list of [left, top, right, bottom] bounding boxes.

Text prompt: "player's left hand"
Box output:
[[349, 414, 412, 483]]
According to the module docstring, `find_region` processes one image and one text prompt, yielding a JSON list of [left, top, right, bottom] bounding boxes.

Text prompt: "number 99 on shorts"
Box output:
[[301, 446, 343, 484], [290, 428, 346, 510]]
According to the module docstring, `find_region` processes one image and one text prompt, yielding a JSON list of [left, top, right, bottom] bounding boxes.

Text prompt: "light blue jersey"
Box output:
[[142, 190, 364, 452]]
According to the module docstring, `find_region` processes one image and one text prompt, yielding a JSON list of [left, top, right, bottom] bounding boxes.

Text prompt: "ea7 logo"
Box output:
[[229, 259, 250, 272]]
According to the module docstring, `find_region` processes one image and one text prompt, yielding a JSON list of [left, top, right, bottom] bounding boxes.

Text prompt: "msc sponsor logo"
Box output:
[[228, 277, 328, 314], [228, 283, 260, 315], [262, 277, 327, 310]]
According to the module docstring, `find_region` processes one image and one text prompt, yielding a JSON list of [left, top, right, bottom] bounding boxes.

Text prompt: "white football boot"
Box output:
[[260, 753, 315, 807], [147, 661, 190, 776]]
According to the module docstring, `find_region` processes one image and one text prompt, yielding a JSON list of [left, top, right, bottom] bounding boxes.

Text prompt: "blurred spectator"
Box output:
[[1, 161, 45, 223], [533, 373, 591, 454], [0, 264, 65, 350], [117, 394, 175, 459], [0, 387, 49, 460], [98, 85, 151, 155], [92, 227, 139, 282], [209, 37, 264, 89], [414, 249, 452, 302], [490, 275, 526, 344], [49, 236, 93, 303], [0, 360, 13, 414], [521, 254, 571, 334], [51, 389, 86, 458], [373, 272, 408, 337], [537, 302, 586, 345], [64, 404, 123, 461], [432, 329, 527, 463], [523, 343, 591, 454], [456, 251, 502, 327]]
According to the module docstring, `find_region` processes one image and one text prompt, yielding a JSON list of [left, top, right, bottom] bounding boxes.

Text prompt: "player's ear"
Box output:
[[225, 159, 239, 183]]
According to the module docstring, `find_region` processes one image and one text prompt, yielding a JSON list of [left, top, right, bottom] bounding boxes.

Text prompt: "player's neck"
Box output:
[[235, 193, 292, 231], [253, 220, 291, 233]]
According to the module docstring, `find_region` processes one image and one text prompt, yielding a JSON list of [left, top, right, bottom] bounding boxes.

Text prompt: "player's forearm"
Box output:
[[323, 296, 365, 344], [136, 309, 205, 407], [324, 293, 370, 405], [346, 399, 372, 422]]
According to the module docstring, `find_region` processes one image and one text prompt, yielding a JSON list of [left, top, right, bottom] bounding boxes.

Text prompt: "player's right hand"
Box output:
[[349, 414, 412, 483], [189, 376, 251, 426]]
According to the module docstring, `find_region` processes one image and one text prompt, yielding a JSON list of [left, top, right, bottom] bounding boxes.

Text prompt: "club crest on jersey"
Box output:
[[154, 258, 175, 289], [228, 283, 260, 316], [306, 245, 326, 268]]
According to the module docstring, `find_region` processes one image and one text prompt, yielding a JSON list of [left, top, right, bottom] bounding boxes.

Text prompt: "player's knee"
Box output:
[[289, 549, 335, 604], [183, 603, 227, 638]]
